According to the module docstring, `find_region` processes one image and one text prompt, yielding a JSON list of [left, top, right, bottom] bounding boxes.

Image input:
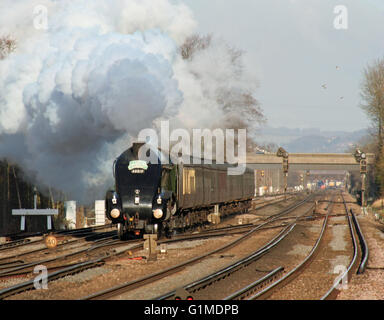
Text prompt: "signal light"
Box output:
[[283, 158, 289, 172], [360, 160, 367, 173], [174, 296, 194, 300]]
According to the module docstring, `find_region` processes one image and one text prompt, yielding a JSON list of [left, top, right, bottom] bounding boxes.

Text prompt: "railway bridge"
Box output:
[[245, 153, 375, 202], [246, 153, 375, 171]]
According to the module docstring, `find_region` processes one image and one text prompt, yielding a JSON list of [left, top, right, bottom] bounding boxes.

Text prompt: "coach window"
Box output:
[[183, 168, 196, 195]]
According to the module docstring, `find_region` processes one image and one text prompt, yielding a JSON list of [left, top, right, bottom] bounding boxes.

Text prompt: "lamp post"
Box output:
[[277, 147, 289, 200]]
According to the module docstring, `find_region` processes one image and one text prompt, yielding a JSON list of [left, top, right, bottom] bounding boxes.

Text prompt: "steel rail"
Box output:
[[0, 231, 117, 266], [0, 194, 314, 300], [83, 224, 295, 300], [0, 223, 288, 278], [252, 195, 294, 211], [320, 193, 359, 300], [156, 222, 298, 300], [350, 209, 369, 274], [248, 195, 334, 300], [0, 219, 301, 300], [223, 267, 284, 300], [0, 238, 38, 252], [0, 237, 144, 300], [0, 224, 114, 252], [0, 199, 307, 274], [153, 196, 320, 300], [0, 237, 134, 277], [83, 195, 316, 300], [0, 258, 105, 300]]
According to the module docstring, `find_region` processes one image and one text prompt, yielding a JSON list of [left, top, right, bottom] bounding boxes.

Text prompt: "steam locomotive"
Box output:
[[106, 143, 254, 239]]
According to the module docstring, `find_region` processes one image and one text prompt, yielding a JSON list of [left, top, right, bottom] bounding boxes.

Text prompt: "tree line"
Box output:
[[357, 57, 384, 199]]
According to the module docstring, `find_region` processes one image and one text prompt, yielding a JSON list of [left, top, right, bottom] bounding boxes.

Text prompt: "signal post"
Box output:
[[277, 147, 289, 200], [353, 149, 367, 213]]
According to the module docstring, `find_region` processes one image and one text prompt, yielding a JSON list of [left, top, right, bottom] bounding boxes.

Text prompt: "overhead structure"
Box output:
[[246, 153, 374, 171], [246, 150, 374, 205]]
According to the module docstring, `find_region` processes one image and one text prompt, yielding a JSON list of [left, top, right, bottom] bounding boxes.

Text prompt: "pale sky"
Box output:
[[183, 0, 384, 131]]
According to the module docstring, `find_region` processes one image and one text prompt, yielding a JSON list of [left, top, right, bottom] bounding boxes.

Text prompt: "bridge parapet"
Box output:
[[246, 153, 375, 165]]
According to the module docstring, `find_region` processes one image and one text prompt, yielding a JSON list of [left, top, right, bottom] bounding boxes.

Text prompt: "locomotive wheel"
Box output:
[[165, 227, 173, 239], [117, 223, 126, 240]]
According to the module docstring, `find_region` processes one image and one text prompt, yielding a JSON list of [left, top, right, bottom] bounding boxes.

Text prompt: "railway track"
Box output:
[[0, 230, 117, 266], [241, 194, 336, 300], [1, 192, 332, 300], [0, 224, 114, 253], [224, 192, 368, 300], [156, 224, 298, 300], [0, 236, 124, 277], [0, 211, 302, 300], [320, 194, 367, 300], [0, 196, 302, 279], [155, 195, 321, 300], [81, 193, 317, 300]]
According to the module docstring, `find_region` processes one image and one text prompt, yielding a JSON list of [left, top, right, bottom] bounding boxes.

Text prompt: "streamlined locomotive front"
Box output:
[[106, 144, 174, 238]]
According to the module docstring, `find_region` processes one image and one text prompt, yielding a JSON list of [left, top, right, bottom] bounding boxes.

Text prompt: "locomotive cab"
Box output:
[[106, 143, 177, 239]]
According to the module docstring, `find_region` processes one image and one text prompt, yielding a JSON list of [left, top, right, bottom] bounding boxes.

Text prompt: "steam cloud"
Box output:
[[0, 0, 261, 202]]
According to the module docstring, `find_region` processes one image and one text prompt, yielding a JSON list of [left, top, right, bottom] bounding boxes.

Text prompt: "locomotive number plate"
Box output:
[[128, 160, 148, 171]]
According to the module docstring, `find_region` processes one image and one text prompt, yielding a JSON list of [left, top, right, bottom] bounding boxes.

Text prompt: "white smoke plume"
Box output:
[[0, 0, 261, 203]]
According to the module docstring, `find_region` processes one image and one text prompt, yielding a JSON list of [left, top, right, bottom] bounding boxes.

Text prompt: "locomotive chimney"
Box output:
[[132, 142, 145, 157]]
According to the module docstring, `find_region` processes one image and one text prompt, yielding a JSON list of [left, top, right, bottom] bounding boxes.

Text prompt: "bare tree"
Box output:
[[179, 34, 265, 153], [360, 58, 384, 149], [360, 57, 384, 196], [0, 35, 16, 60], [180, 34, 212, 60]]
